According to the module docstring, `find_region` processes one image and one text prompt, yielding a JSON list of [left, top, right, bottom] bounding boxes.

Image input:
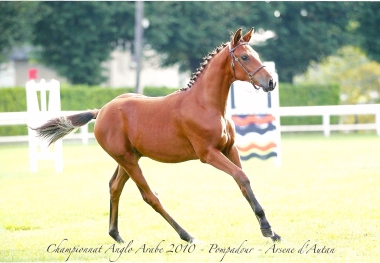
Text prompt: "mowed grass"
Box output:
[[0, 133, 379, 262]]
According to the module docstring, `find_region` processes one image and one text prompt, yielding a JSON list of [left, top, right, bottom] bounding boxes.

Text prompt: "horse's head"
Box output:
[[229, 28, 276, 92]]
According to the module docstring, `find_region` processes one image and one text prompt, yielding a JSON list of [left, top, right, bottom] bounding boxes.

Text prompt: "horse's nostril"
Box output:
[[269, 79, 274, 91], [269, 79, 277, 91]]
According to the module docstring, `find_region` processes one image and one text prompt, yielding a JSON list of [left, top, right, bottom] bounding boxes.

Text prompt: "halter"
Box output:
[[228, 41, 266, 91]]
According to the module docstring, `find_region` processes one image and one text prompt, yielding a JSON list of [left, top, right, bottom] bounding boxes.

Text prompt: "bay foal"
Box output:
[[34, 28, 281, 243]]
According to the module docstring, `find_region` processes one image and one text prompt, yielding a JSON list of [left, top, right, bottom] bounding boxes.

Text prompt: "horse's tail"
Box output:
[[31, 109, 100, 146]]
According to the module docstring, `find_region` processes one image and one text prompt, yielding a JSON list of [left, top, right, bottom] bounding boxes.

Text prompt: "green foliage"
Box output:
[[256, 2, 354, 82], [279, 83, 340, 125], [356, 2, 380, 63], [294, 46, 380, 125], [32, 2, 135, 85], [0, 88, 28, 136], [144, 2, 355, 83], [0, 2, 40, 63], [60, 87, 131, 110], [280, 83, 340, 107], [143, 86, 177, 97], [295, 46, 380, 105], [145, 2, 271, 72], [0, 87, 26, 112], [2, 2, 380, 86]]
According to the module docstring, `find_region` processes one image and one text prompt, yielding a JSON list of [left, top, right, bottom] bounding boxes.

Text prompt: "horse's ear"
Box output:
[[242, 27, 254, 42], [232, 28, 242, 45]]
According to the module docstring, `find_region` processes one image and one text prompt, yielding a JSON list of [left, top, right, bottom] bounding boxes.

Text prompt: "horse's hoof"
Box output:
[[189, 238, 201, 244], [116, 237, 125, 244], [261, 227, 274, 238], [110, 231, 125, 243], [271, 232, 282, 242]]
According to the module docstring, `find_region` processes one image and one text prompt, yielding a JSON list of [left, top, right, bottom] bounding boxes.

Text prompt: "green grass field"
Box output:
[[0, 133, 379, 262]]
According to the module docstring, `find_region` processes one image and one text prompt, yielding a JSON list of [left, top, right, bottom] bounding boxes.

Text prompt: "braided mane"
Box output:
[[180, 42, 229, 92]]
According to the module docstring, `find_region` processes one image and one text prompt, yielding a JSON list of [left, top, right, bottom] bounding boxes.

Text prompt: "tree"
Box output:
[[0, 2, 39, 63], [32, 2, 135, 85], [143, 2, 357, 83], [356, 2, 380, 62], [295, 46, 380, 105], [294, 46, 380, 125], [255, 2, 354, 82], [144, 2, 271, 73]]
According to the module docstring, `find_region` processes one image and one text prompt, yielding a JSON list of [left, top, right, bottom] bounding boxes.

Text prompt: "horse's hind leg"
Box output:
[[118, 157, 196, 243], [109, 165, 130, 243]]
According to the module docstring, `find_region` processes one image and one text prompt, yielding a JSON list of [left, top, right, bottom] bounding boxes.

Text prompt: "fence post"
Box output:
[[80, 125, 89, 145], [323, 114, 330, 137]]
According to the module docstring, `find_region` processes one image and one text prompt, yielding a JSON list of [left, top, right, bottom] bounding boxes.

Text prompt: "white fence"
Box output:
[[0, 104, 379, 143], [279, 104, 380, 137]]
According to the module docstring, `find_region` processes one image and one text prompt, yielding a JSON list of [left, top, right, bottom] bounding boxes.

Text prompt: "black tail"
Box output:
[[31, 109, 99, 146]]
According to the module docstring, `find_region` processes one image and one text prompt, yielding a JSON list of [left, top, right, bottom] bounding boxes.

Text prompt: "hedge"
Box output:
[[279, 83, 340, 125], [0, 83, 340, 136]]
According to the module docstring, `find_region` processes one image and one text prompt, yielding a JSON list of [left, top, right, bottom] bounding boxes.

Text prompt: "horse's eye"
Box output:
[[241, 55, 248, 61]]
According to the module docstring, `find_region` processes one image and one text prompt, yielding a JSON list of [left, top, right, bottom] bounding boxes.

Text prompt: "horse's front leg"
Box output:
[[205, 145, 281, 242]]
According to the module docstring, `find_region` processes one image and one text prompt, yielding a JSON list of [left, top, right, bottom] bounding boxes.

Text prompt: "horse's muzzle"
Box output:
[[263, 79, 276, 92]]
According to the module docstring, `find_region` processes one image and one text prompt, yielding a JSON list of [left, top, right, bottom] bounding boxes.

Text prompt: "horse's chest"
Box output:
[[218, 129, 229, 150], [182, 114, 234, 155], [216, 119, 233, 151]]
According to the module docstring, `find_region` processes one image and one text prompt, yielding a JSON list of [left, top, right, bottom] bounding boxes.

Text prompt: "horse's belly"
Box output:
[[134, 134, 198, 163]]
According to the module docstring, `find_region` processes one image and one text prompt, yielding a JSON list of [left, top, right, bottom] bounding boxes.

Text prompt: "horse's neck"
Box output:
[[190, 50, 233, 116]]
